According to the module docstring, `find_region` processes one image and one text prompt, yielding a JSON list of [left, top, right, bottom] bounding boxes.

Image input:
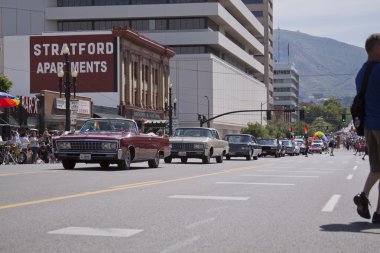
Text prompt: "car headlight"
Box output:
[[102, 142, 117, 150], [57, 142, 71, 149], [193, 143, 204, 149], [241, 146, 249, 150]]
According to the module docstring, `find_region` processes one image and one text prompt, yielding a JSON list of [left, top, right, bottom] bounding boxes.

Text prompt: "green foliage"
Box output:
[[0, 75, 13, 93], [241, 122, 269, 138], [241, 98, 348, 138]]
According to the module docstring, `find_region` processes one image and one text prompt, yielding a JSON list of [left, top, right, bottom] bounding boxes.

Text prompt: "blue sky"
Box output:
[[274, 0, 379, 48]]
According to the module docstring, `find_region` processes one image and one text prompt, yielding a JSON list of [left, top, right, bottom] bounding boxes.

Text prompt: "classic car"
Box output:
[[281, 140, 296, 156], [257, 138, 282, 158], [309, 143, 323, 154], [224, 134, 261, 160], [52, 118, 170, 170], [294, 139, 307, 155], [165, 127, 229, 164]]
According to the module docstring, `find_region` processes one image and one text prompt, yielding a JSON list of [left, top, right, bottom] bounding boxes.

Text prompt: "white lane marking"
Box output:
[[257, 170, 333, 174], [216, 182, 295, 186], [322, 194, 341, 212], [161, 236, 200, 253], [186, 217, 216, 229], [206, 206, 229, 213], [241, 174, 318, 178], [353, 166, 358, 171], [168, 195, 249, 201], [48, 227, 143, 237], [346, 174, 354, 180]]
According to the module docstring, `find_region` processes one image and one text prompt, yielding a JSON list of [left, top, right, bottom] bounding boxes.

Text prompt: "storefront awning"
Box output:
[[144, 120, 168, 128]]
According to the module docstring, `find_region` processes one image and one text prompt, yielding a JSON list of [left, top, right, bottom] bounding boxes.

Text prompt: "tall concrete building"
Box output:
[[242, 0, 274, 108], [273, 62, 299, 123], [1, 0, 268, 135]]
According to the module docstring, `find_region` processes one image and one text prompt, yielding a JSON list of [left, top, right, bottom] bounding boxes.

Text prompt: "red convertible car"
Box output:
[[52, 118, 170, 170]]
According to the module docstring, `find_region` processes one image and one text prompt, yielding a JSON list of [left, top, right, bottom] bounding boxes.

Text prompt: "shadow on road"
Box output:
[[320, 222, 380, 234]]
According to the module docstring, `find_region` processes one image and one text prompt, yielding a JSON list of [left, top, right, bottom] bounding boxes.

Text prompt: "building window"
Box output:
[[252, 11, 263, 17], [242, 0, 263, 3]]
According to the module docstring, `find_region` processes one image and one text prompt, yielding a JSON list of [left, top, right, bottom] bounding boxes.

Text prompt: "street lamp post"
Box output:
[[204, 96, 210, 127], [57, 45, 78, 131], [260, 101, 268, 125], [164, 83, 177, 136]]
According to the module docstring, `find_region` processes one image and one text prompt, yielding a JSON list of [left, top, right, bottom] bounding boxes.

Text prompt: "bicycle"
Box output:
[[0, 145, 27, 165]]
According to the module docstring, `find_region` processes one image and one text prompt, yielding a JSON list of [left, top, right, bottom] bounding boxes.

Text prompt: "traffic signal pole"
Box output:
[[198, 109, 303, 127]]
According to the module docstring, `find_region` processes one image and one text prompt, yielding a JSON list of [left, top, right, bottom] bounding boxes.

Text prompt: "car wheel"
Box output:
[[226, 155, 231, 160], [118, 149, 131, 170], [164, 156, 172, 163], [202, 155, 210, 164], [180, 157, 188, 163], [99, 161, 110, 169], [216, 155, 223, 163], [275, 153, 278, 158], [148, 152, 160, 168], [62, 159, 76, 170], [253, 155, 258, 160]]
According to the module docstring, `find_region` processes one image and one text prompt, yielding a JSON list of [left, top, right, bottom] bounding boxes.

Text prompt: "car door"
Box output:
[[211, 130, 223, 156]]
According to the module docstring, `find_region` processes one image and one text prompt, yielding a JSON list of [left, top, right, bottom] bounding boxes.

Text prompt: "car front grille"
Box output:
[[172, 143, 195, 150], [56, 140, 118, 152]]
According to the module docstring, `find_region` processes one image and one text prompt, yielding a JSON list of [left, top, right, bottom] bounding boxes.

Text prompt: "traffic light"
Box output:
[[341, 114, 346, 122], [266, 110, 272, 120], [299, 110, 305, 120]]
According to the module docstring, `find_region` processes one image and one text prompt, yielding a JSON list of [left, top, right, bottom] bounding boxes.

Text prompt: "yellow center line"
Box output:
[[0, 170, 62, 177], [0, 163, 273, 210]]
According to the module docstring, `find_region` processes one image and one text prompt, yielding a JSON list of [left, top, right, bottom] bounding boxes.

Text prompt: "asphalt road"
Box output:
[[1, 149, 379, 253]]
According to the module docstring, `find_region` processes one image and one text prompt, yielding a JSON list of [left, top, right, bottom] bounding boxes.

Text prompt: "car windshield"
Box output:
[[173, 128, 212, 138], [258, 139, 277, 145], [224, 135, 250, 143], [80, 119, 137, 133], [282, 140, 291, 146]]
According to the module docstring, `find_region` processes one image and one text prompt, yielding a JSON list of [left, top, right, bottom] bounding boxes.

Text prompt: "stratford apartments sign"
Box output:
[[30, 34, 116, 93]]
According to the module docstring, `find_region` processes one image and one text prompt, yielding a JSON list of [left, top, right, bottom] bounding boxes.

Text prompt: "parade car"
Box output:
[[257, 138, 282, 158], [165, 127, 229, 164], [281, 140, 296, 156], [309, 143, 323, 154], [52, 118, 170, 170], [224, 134, 262, 160]]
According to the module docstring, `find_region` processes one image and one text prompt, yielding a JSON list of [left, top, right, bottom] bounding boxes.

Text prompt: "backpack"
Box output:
[[350, 62, 376, 136]]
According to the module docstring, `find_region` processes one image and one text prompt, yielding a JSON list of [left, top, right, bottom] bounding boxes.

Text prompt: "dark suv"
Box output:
[[257, 138, 282, 158]]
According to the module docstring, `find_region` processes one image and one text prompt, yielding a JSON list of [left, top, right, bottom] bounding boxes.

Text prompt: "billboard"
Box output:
[[30, 34, 117, 93]]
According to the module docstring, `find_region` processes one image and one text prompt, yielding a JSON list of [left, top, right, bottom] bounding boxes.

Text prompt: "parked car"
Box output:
[[281, 140, 296, 156], [52, 118, 170, 170], [224, 134, 262, 160], [309, 143, 323, 154], [165, 127, 229, 164], [257, 138, 282, 158]]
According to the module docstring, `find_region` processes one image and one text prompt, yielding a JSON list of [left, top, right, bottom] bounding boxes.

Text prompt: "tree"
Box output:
[[0, 75, 13, 93], [241, 122, 268, 138]]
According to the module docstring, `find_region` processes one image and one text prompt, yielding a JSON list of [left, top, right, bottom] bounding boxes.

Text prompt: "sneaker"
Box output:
[[353, 192, 371, 219], [372, 212, 380, 224]]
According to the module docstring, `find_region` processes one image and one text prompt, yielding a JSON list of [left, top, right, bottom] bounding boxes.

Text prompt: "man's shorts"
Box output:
[[364, 129, 380, 172]]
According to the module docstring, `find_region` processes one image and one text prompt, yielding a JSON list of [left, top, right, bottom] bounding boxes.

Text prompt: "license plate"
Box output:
[[80, 154, 91, 160], [178, 152, 186, 156]]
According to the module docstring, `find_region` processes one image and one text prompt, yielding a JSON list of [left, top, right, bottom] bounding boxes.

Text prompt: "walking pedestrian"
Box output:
[[353, 33, 380, 224]]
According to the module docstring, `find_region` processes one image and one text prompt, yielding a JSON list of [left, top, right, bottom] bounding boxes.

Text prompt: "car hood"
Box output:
[[54, 131, 131, 140], [169, 137, 209, 143]]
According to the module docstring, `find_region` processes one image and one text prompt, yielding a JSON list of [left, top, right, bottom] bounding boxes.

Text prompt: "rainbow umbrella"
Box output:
[[0, 91, 20, 108]]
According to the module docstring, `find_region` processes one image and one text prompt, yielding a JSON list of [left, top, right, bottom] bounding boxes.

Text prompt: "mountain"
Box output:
[[273, 29, 367, 104]]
